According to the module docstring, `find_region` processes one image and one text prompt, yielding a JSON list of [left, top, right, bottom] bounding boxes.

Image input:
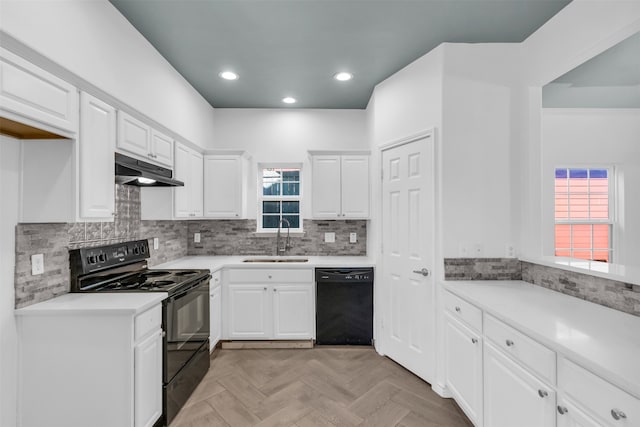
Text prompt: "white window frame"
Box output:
[[256, 163, 303, 233], [554, 166, 615, 263]]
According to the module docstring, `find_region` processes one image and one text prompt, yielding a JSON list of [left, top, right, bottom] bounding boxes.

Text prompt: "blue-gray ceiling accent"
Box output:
[[110, 0, 571, 109], [543, 32, 640, 108]]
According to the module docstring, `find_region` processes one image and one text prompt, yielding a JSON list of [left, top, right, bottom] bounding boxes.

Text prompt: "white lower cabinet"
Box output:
[[483, 341, 556, 427], [444, 313, 483, 426], [210, 278, 222, 350], [224, 268, 314, 340], [134, 329, 163, 427], [556, 396, 602, 427]]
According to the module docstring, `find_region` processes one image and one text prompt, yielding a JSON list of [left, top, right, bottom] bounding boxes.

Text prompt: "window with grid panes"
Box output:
[[258, 167, 302, 232], [554, 168, 613, 262]]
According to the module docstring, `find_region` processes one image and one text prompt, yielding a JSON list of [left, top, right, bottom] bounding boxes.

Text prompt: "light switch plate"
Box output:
[[350, 233, 357, 243], [194, 232, 201, 243], [153, 237, 159, 250], [31, 254, 44, 275], [324, 232, 335, 243]]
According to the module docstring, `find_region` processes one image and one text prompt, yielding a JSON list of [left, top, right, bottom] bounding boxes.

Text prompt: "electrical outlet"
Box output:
[[459, 242, 470, 257], [324, 232, 335, 243], [194, 232, 201, 243], [473, 243, 484, 257], [31, 254, 44, 275], [153, 237, 159, 250], [505, 243, 515, 258], [349, 232, 357, 243]]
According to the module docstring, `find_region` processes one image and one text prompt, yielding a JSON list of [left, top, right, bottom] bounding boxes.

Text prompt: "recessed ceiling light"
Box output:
[[282, 97, 297, 104], [219, 71, 238, 81], [334, 72, 353, 82]]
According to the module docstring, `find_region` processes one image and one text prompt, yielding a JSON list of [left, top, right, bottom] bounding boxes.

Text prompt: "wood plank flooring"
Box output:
[[170, 347, 473, 427]]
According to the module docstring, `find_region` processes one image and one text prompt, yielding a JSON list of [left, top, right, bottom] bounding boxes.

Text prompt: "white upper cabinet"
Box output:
[[117, 111, 173, 168], [174, 142, 203, 218], [203, 153, 249, 218], [0, 47, 78, 136], [78, 92, 115, 220], [311, 152, 370, 219]]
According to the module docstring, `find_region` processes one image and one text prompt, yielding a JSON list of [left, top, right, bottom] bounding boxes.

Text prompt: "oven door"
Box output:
[[165, 277, 210, 382]]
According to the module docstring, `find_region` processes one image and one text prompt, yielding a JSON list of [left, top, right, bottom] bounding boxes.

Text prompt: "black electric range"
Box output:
[[69, 240, 211, 426]]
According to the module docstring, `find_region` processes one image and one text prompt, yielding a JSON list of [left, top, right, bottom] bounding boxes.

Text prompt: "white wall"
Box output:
[[0, 135, 20, 427], [541, 109, 640, 266], [0, 0, 215, 149], [212, 108, 368, 218], [517, 0, 640, 257]]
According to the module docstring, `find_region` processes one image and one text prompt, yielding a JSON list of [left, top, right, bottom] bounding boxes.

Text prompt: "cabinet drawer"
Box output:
[[559, 357, 639, 426], [135, 305, 162, 341], [211, 270, 222, 289], [228, 268, 313, 284], [443, 290, 482, 332], [484, 313, 556, 385]]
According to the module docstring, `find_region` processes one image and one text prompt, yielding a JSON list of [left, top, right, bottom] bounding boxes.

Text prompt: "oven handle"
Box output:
[[168, 274, 211, 302]]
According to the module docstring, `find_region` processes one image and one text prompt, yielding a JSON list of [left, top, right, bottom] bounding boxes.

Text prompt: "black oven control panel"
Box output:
[[70, 239, 150, 274]]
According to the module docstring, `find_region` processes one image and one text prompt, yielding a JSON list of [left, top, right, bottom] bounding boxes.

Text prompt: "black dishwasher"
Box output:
[[315, 268, 374, 345]]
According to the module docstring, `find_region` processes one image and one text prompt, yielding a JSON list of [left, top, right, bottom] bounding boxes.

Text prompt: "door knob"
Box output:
[[412, 268, 430, 277]]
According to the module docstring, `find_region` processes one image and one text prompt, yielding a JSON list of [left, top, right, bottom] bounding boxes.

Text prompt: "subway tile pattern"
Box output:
[[187, 219, 367, 256], [444, 258, 522, 280], [521, 261, 640, 317], [14, 185, 187, 308]]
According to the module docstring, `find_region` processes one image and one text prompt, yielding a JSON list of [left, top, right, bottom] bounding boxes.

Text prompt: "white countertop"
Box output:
[[15, 292, 168, 316], [153, 255, 376, 272], [443, 280, 640, 399]]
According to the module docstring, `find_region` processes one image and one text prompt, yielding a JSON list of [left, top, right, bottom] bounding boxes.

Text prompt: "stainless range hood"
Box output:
[[115, 152, 184, 187]]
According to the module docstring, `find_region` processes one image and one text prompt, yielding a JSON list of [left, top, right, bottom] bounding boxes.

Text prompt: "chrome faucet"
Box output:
[[276, 218, 291, 255]]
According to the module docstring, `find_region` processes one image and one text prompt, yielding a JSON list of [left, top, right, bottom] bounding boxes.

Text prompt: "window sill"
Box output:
[[253, 231, 306, 237]]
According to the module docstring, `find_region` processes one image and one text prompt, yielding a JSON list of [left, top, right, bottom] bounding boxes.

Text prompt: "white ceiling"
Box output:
[[110, 0, 571, 109]]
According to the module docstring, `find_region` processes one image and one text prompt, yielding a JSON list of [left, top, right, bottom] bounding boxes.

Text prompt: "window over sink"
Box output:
[[257, 165, 302, 232]]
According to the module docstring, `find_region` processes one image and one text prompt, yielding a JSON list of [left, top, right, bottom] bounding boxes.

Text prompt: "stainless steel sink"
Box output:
[[242, 258, 309, 263]]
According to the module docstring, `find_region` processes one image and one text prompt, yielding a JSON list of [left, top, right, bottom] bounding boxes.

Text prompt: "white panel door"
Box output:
[[444, 314, 483, 426], [484, 341, 556, 427], [150, 129, 173, 167], [227, 285, 270, 339], [117, 111, 150, 159], [173, 143, 191, 218], [273, 285, 313, 339], [204, 155, 242, 218], [381, 133, 435, 383], [341, 155, 370, 218], [78, 92, 115, 219], [190, 150, 204, 217], [210, 285, 222, 350], [312, 155, 342, 218], [134, 329, 163, 427]]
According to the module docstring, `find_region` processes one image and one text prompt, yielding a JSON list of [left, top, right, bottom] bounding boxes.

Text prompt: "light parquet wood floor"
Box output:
[[171, 347, 473, 427]]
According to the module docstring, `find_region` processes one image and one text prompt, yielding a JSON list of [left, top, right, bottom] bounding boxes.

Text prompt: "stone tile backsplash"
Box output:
[[444, 258, 522, 280], [521, 261, 640, 317], [443, 258, 639, 316], [187, 219, 367, 256]]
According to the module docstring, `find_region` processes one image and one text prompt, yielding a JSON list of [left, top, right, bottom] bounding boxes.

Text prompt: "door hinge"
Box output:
[[381, 169, 384, 180]]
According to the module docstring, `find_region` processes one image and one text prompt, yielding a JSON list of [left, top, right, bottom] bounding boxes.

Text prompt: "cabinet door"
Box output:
[[204, 155, 242, 218], [341, 155, 370, 218], [311, 155, 342, 218], [134, 329, 163, 427], [117, 111, 151, 159], [445, 314, 483, 426], [273, 285, 313, 339], [227, 285, 270, 339], [1, 48, 78, 135], [173, 143, 191, 218], [79, 92, 115, 219], [557, 396, 603, 427], [151, 129, 173, 167], [484, 341, 556, 427], [210, 285, 222, 350], [190, 150, 204, 217]]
